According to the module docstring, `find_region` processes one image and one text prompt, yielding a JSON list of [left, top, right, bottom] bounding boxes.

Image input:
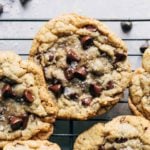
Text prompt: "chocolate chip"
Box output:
[[64, 67, 75, 80], [49, 54, 54, 61], [90, 84, 102, 97], [2, 84, 13, 98], [121, 21, 132, 33], [24, 90, 34, 103], [67, 50, 80, 63], [80, 35, 93, 50], [74, 67, 87, 80], [20, 0, 31, 5], [140, 42, 149, 53], [2, 77, 17, 85], [115, 52, 126, 62], [81, 97, 92, 106], [106, 81, 114, 90], [0, 4, 3, 15], [84, 25, 97, 32], [48, 84, 63, 97], [22, 115, 29, 129], [115, 138, 128, 143], [9, 116, 23, 131]]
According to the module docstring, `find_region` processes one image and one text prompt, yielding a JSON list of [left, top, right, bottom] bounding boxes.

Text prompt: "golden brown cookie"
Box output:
[[74, 116, 150, 150], [3, 140, 61, 150], [29, 13, 131, 120], [0, 51, 58, 147], [129, 48, 150, 120]]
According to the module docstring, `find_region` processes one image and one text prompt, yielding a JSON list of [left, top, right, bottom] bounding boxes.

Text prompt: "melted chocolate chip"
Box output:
[[115, 52, 126, 62], [24, 90, 34, 103], [81, 97, 92, 106], [115, 138, 128, 143], [67, 50, 80, 63], [48, 84, 63, 97], [64, 67, 75, 80], [74, 67, 87, 80], [2, 77, 17, 85], [90, 84, 102, 97], [80, 35, 94, 50], [140, 42, 149, 53], [49, 54, 54, 61], [9, 116, 23, 131], [84, 25, 97, 32], [22, 115, 29, 129], [121, 21, 132, 33], [2, 84, 13, 98], [106, 81, 114, 90]]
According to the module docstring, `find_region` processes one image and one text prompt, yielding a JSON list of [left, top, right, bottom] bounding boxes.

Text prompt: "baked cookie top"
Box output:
[[29, 13, 131, 120], [0, 51, 58, 145], [129, 48, 150, 120], [74, 115, 150, 150], [3, 140, 61, 150]]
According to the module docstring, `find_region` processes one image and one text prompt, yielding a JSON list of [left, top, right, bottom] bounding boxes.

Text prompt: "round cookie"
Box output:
[[29, 13, 131, 120], [3, 140, 61, 150], [129, 48, 150, 120], [0, 51, 58, 147], [74, 115, 150, 150]]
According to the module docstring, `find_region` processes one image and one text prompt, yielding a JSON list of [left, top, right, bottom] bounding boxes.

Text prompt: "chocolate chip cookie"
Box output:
[[74, 115, 150, 150], [0, 51, 58, 147], [29, 13, 131, 120], [129, 48, 150, 120], [3, 140, 61, 150]]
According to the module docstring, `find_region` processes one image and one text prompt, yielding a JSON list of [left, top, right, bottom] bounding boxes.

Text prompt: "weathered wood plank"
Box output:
[[0, 40, 144, 55], [0, 21, 150, 39], [0, 0, 150, 20]]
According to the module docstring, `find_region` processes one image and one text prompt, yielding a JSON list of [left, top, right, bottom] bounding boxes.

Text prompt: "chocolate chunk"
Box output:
[[22, 115, 29, 129], [49, 54, 54, 61], [48, 84, 63, 97], [67, 50, 80, 63], [0, 4, 3, 15], [81, 97, 92, 106], [64, 67, 75, 80], [121, 21, 132, 33], [115, 138, 128, 143], [106, 81, 114, 90], [2, 84, 13, 98], [74, 67, 87, 80], [80, 35, 93, 50], [90, 84, 102, 97], [2, 77, 17, 85], [115, 52, 126, 62], [140, 42, 149, 53], [64, 87, 78, 100], [84, 25, 97, 32], [9, 116, 23, 131], [24, 90, 34, 103]]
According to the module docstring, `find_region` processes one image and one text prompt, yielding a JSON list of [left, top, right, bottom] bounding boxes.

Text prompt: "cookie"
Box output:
[[74, 115, 150, 150], [0, 51, 58, 147], [129, 48, 150, 120], [3, 140, 61, 150], [29, 13, 131, 120]]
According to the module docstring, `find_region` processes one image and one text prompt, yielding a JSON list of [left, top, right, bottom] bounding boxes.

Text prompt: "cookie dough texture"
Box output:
[[129, 48, 150, 120], [3, 140, 61, 150], [0, 51, 58, 147], [29, 13, 131, 120], [74, 116, 150, 150]]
